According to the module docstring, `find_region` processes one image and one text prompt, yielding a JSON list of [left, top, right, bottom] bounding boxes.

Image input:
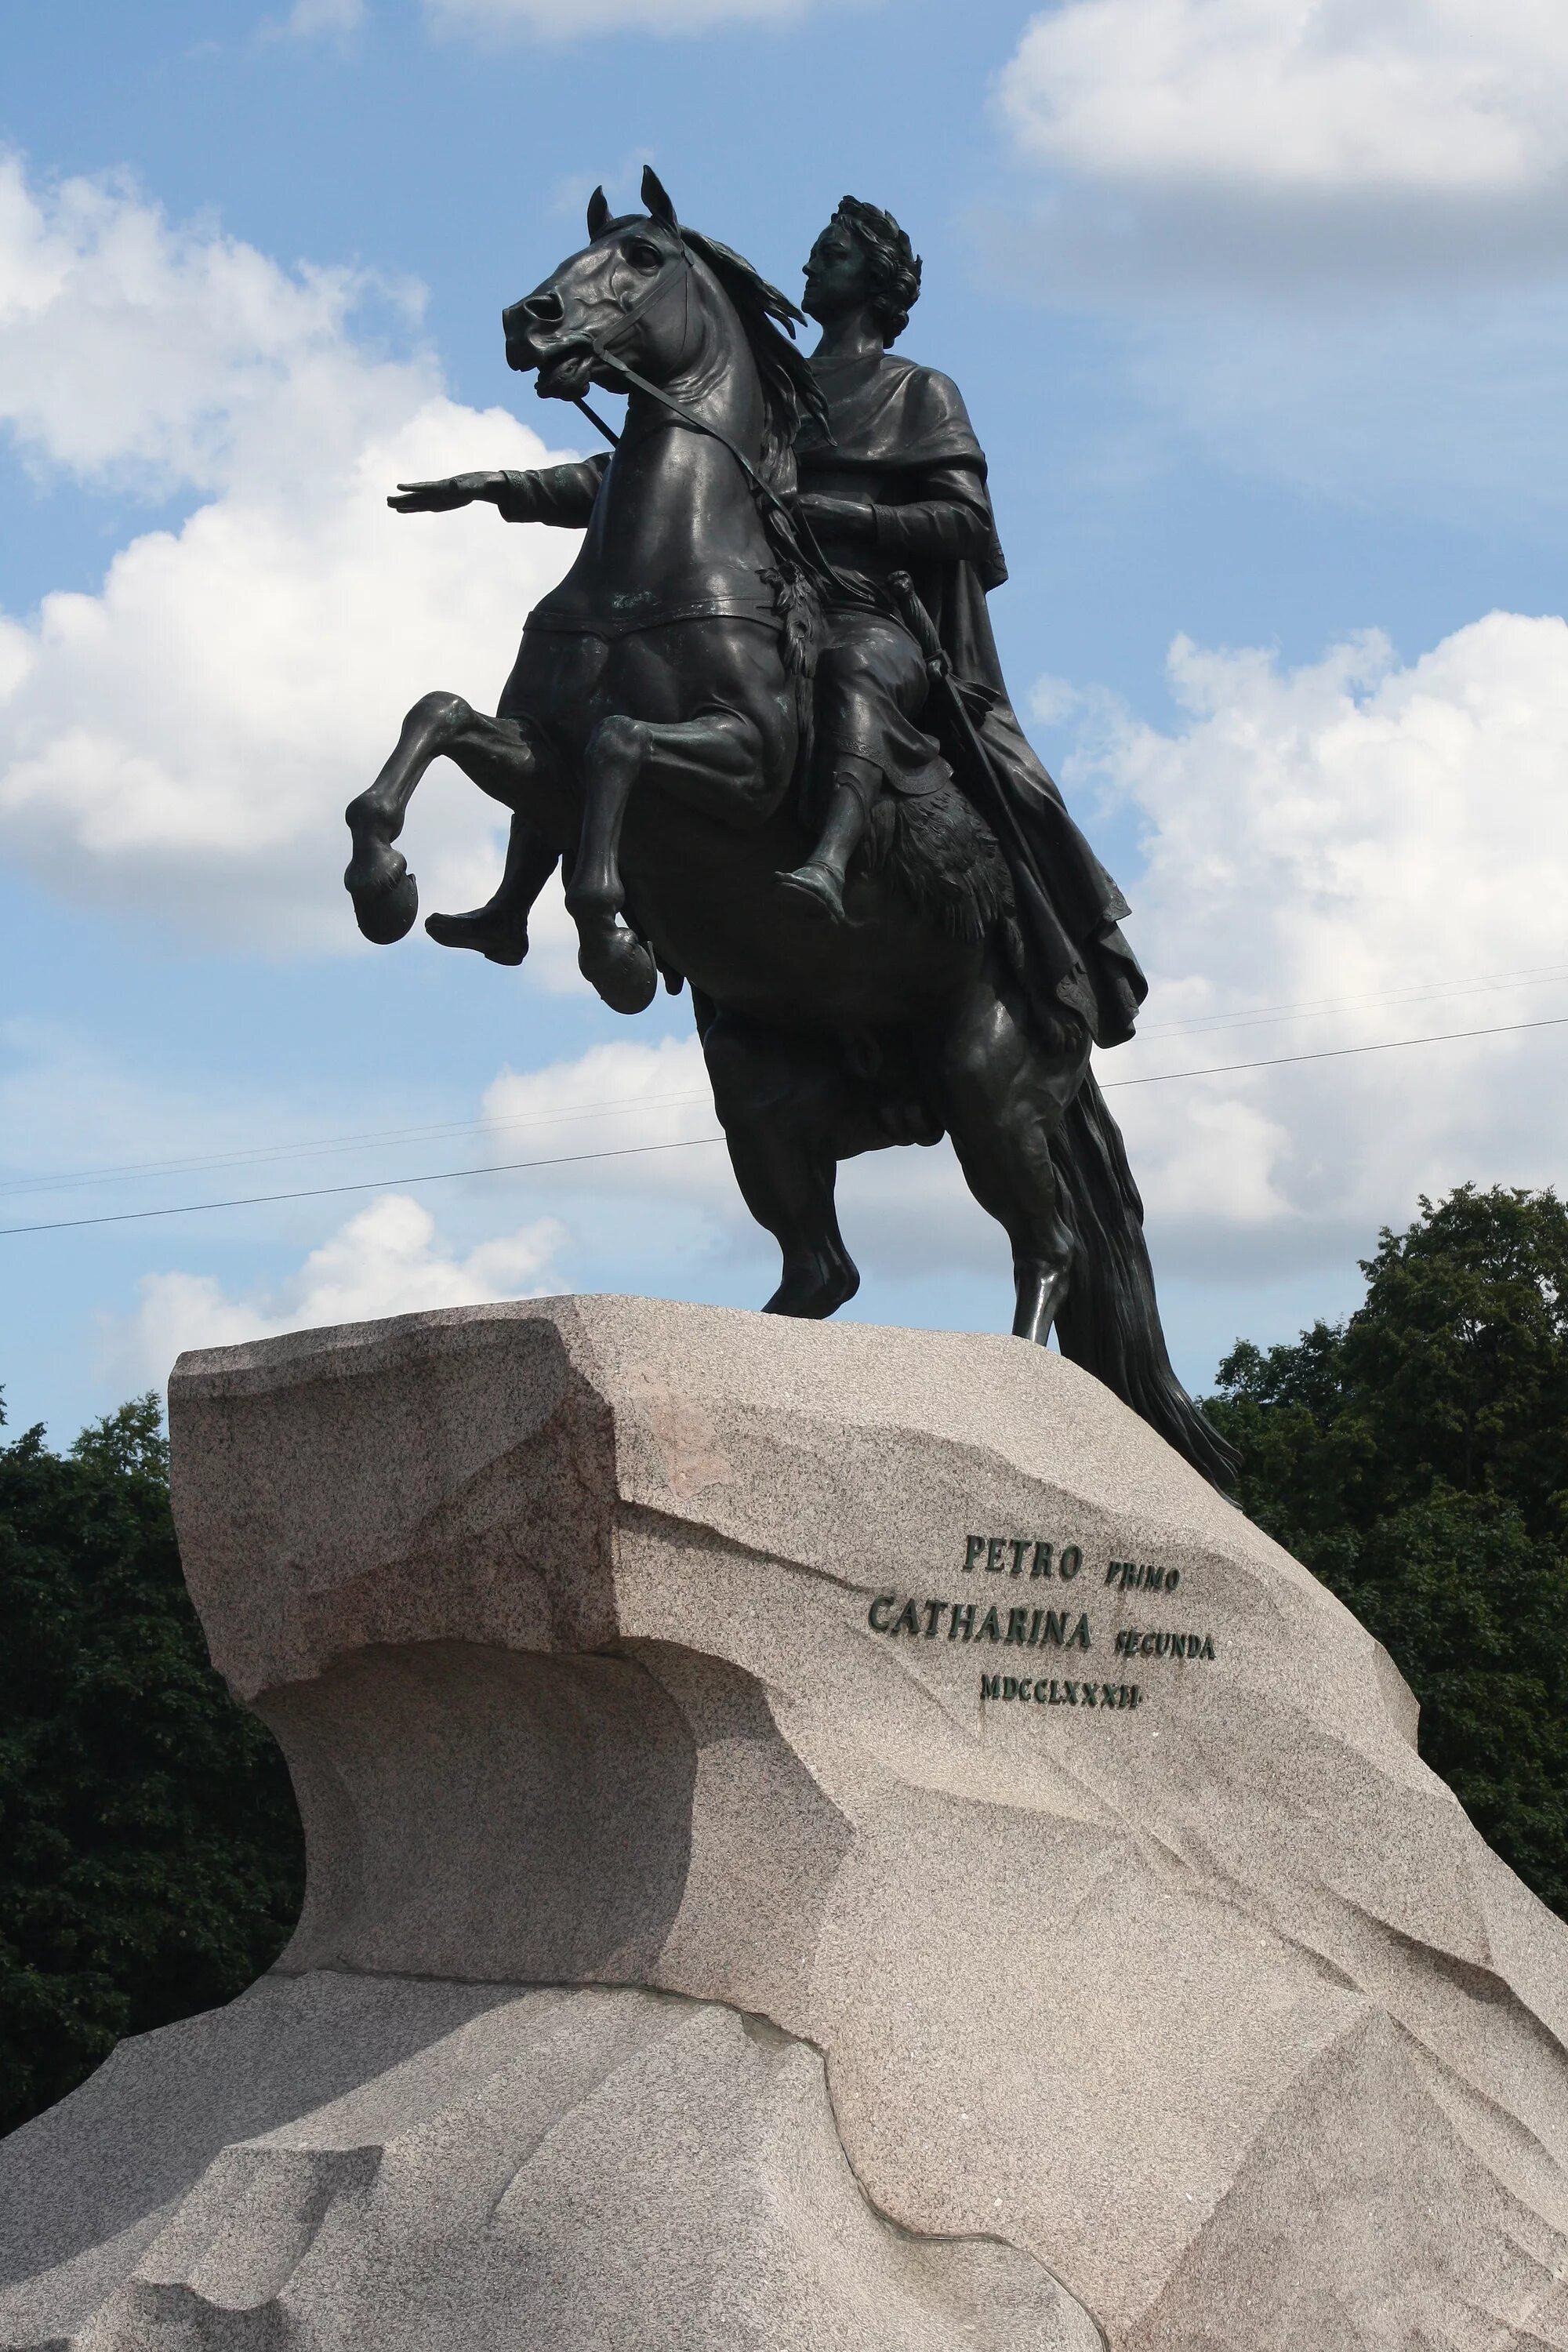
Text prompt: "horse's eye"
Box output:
[[626, 241, 663, 273]]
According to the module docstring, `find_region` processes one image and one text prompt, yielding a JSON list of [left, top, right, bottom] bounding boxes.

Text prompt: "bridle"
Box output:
[[547, 235, 868, 609]]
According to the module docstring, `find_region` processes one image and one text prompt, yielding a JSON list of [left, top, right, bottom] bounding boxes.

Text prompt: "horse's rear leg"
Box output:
[[702, 1012, 862, 1319], [930, 967, 1091, 1345]]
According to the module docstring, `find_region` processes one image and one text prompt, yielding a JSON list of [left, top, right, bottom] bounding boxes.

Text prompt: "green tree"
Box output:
[[1206, 1186, 1568, 1915], [0, 1392, 303, 2136]]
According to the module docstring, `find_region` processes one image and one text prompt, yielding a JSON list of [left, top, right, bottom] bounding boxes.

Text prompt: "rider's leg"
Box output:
[[425, 811, 559, 966], [568, 707, 770, 1016], [776, 757, 880, 926], [779, 614, 934, 923], [702, 1013, 862, 1319], [930, 963, 1091, 1345]]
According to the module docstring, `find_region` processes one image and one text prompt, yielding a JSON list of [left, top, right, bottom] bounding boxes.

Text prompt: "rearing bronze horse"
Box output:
[[343, 173, 1232, 1485]]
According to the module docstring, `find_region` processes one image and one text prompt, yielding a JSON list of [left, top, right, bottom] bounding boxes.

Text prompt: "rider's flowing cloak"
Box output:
[[798, 354, 1146, 1051]]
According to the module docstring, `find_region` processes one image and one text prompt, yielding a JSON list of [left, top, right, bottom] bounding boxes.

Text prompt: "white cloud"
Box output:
[[483, 1033, 1009, 1290], [992, 0, 1568, 296], [114, 1195, 566, 1387], [0, 154, 405, 493], [979, 5, 1568, 528], [477, 613, 1568, 1314], [0, 157, 582, 952], [60, 1029, 1005, 1398], [423, 0, 811, 35], [482, 1034, 731, 1200], [1069, 609, 1568, 1279], [1000, 0, 1568, 198]]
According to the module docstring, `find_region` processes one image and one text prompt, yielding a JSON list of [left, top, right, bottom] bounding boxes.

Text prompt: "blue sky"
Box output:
[[5, 0, 1568, 1440]]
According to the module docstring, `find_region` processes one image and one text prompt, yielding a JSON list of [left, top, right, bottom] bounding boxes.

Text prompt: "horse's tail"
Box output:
[[1048, 1068, 1239, 1489]]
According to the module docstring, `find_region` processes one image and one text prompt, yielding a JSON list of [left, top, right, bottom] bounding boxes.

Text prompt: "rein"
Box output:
[[561, 243, 871, 612], [590, 341, 859, 605]]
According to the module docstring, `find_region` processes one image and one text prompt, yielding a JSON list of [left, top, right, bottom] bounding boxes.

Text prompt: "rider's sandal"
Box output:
[[777, 862, 849, 924]]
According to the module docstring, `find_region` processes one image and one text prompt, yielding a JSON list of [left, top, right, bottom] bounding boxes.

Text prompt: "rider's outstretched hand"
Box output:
[[388, 473, 506, 514]]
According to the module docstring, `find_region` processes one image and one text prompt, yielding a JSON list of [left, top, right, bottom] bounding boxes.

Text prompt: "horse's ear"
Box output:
[[586, 185, 612, 240], [641, 166, 679, 229]]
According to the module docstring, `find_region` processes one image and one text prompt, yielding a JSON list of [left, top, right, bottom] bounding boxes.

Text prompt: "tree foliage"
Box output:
[[1204, 1185, 1568, 1916], [0, 1393, 303, 2136]]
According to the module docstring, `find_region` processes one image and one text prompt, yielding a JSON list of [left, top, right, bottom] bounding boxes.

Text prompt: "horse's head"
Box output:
[[503, 169, 710, 403], [501, 170, 824, 486]]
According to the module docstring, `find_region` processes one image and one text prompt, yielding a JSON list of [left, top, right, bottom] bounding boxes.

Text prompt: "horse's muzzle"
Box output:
[[501, 304, 540, 374], [522, 339, 597, 400], [502, 290, 572, 377]]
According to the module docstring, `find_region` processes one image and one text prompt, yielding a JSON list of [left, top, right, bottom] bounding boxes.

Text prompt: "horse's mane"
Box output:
[[606, 212, 829, 495], [679, 227, 829, 495]]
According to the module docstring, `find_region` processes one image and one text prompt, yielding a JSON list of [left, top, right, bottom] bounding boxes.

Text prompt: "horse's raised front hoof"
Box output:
[[764, 1254, 861, 1320], [344, 839, 419, 946], [579, 922, 658, 1016]]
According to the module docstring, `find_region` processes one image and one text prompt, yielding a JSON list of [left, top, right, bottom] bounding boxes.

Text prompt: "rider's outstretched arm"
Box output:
[[388, 456, 608, 523], [493, 457, 609, 527]]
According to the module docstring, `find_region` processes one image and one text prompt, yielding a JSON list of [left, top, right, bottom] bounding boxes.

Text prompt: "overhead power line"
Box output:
[[0, 1137, 724, 1239], [1133, 959, 1568, 1040], [2, 1011, 1563, 1242], [8, 960, 1566, 1204], [1101, 1012, 1568, 1086], [0, 1087, 714, 1201]]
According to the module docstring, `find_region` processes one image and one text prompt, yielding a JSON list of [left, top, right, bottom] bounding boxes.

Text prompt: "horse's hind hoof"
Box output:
[[764, 1254, 862, 1319], [579, 924, 657, 1016], [345, 841, 419, 945]]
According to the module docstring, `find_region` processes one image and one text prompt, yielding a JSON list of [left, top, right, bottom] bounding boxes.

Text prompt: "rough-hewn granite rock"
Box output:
[[5, 1294, 1568, 2350], [0, 1974, 1098, 2352]]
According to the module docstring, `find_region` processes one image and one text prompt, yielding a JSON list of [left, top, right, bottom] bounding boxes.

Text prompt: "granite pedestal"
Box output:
[[4, 1297, 1567, 2350]]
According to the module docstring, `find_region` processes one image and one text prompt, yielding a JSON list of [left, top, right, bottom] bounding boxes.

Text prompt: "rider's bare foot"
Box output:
[[425, 906, 529, 966], [777, 860, 848, 924]]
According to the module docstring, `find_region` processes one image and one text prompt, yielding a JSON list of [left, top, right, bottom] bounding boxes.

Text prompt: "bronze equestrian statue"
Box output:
[[343, 171, 1233, 1485]]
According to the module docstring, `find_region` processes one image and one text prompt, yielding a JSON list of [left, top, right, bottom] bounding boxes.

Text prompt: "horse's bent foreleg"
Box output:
[[344, 695, 544, 949], [344, 691, 472, 944], [702, 1011, 862, 1319], [930, 967, 1091, 1345], [567, 709, 764, 1015]]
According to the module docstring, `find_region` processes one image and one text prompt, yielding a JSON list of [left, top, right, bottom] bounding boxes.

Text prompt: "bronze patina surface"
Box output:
[[344, 173, 1231, 1485]]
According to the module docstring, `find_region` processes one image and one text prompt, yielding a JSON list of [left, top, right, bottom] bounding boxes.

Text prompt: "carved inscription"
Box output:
[[982, 1675, 1142, 1708], [869, 1595, 1091, 1647], [1106, 1559, 1180, 1593], [862, 1536, 1220, 1721], [1115, 1628, 1217, 1661], [964, 1534, 1082, 1579]]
